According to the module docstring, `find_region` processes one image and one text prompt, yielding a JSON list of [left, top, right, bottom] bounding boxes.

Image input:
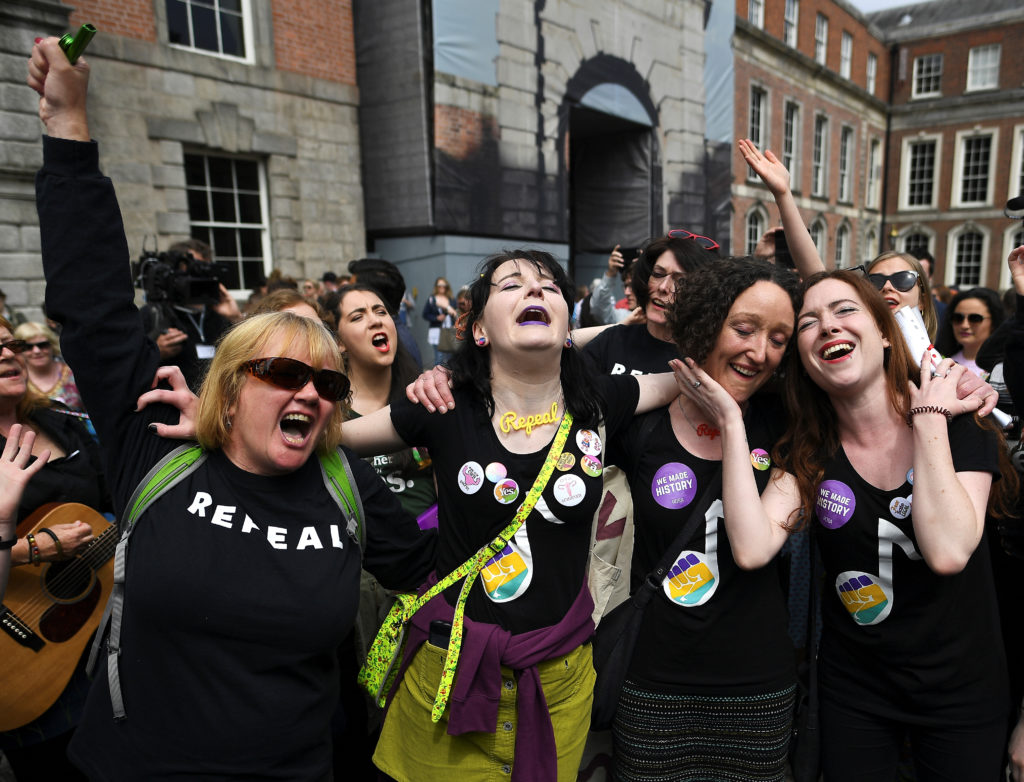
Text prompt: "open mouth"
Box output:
[[882, 296, 900, 309], [517, 306, 550, 326], [371, 332, 391, 352], [280, 413, 313, 445], [650, 298, 669, 311], [820, 341, 854, 361], [729, 363, 759, 378], [0, 367, 21, 380]]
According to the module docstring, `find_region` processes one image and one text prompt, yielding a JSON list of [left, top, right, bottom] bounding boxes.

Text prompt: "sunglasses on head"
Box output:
[[244, 357, 350, 402], [867, 270, 920, 293], [667, 228, 721, 252], [0, 339, 29, 354], [951, 312, 989, 325]]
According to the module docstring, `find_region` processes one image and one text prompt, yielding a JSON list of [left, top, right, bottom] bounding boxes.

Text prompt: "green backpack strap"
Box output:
[[123, 444, 208, 530], [318, 446, 365, 556]]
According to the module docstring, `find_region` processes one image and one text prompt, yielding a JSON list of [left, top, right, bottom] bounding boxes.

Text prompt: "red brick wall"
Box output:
[[68, 0, 157, 42], [272, 0, 356, 84], [434, 105, 498, 159]]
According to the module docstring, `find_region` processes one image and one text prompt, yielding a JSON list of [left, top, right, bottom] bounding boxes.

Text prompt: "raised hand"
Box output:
[[738, 138, 791, 198], [27, 37, 90, 141], [0, 425, 49, 525], [137, 365, 199, 440], [1009, 245, 1024, 297]]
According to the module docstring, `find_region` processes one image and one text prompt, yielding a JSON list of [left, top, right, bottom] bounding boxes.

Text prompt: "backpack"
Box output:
[[87, 443, 365, 720]]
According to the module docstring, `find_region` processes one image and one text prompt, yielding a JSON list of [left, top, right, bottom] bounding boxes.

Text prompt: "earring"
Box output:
[[565, 336, 573, 348], [477, 336, 487, 346]]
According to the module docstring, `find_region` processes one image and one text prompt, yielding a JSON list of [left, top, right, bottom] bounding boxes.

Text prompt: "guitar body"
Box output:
[[0, 503, 115, 731]]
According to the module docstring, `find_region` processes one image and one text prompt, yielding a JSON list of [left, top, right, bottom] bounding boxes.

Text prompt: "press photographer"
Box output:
[[136, 238, 241, 390]]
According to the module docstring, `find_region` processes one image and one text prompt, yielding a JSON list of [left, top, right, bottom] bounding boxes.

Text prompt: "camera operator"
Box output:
[[139, 238, 241, 391]]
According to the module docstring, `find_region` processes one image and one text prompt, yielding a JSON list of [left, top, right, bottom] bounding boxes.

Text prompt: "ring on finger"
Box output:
[[692, 380, 701, 390]]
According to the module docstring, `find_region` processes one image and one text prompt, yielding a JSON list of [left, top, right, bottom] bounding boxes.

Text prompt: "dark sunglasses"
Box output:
[[667, 228, 721, 252], [867, 270, 919, 293], [244, 357, 350, 402], [0, 339, 29, 354], [26, 340, 51, 351], [951, 312, 989, 325]]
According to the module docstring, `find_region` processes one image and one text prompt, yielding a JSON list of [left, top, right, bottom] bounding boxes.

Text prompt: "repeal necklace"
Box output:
[[498, 400, 560, 436], [677, 396, 720, 440]]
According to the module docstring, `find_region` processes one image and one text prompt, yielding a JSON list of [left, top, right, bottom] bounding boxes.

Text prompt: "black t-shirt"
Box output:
[[610, 395, 794, 693], [815, 415, 1009, 723], [584, 323, 679, 375], [390, 375, 640, 634]]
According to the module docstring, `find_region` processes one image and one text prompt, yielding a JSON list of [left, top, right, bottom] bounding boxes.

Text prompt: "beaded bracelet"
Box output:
[[906, 405, 953, 428], [26, 532, 41, 566], [37, 527, 64, 558]]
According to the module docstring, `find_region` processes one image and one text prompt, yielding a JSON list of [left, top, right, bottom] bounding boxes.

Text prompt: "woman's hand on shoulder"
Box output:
[[953, 367, 998, 418], [405, 365, 454, 413], [912, 357, 981, 419], [137, 365, 199, 439], [0, 424, 49, 523]]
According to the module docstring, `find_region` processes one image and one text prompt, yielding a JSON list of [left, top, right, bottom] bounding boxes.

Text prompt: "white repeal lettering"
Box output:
[[240, 515, 259, 534], [267, 526, 287, 550], [877, 517, 921, 584], [187, 492, 212, 517], [210, 505, 236, 529], [297, 527, 323, 550]]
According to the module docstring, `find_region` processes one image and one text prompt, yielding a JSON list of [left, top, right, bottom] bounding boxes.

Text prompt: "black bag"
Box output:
[[589, 472, 721, 731], [788, 536, 822, 782]]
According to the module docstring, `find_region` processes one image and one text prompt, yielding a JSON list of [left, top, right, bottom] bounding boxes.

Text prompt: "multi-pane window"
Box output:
[[810, 218, 827, 259], [967, 45, 1000, 91], [784, 0, 799, 47], [812, 115, 828, 197], [904, 232, 930, 258], [166, 0, 247, 58], [838, 127, 854, 202], [906, 139, 936, 207], [834, 225, 850, 268], [746, 210, 765, 255], [840, 32, 853, 79], [867, 53, 878, 95], [912, 54, 943, 98], [184, 152, 269, 290], [748, 0, 764, 28], [865, 230, 878, 260], [867, 138, 881, 209], [748, 87, 767, 179], [783, 101, 800, 186], [959, 134, 992, 204], [815, 15, 828, 66], [954, 230, 983, 286]]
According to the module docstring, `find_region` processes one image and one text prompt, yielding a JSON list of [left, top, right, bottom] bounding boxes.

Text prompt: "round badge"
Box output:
[[889, 496, 911, 520], [458, 461, 485, 494], [576, 429, 602, 456], [750, 448, 771, 471], [494, 479, 519, 505], [556, 452, 576, 472], [651, 462, 697, 510], [816, 480, 856, 529], [553, 474, 586, 507], [485, 462, 507, 482], [906, 468, 914, 486], [580, 454, 603, 477]]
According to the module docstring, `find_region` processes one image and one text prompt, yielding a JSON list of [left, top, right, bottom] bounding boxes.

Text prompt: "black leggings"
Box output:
[[820, 693, 1009, 782]]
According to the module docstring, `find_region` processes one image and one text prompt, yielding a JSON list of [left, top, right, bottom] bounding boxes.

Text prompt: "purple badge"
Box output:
[[651, 462, 697, 510], [816, 480, 856, 529]]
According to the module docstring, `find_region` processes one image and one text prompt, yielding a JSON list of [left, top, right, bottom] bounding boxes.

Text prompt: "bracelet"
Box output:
[[906, 405, 953, 428], [26, 532, 41, 566], [37, 527, 63, 558], [0, 536, 15, 551]]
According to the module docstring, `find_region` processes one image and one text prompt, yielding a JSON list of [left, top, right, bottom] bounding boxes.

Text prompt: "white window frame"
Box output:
[[746, 206, 768, 255], [1001, 224, 1024, 289], [966, 44, 1001, 92], [864, 228, 878, 261], [784, 0, 799, 47], [840, 32, 853, 79], [748, 85, 769, 181], [183, 149, 272, 295], [867, 53, 878, 95], [899, 133, 942, 211], [838, 126, 854, 203], [1009, 124, 1024, 203], [812, 114, 829, 198], [952, 128, 998, 208], [166, 0, 256, 64], [866, 138, 882, 209], [748, 0, 765, 29], [912, 53, 943, 98], [834, 223, 851, 268], [809, 217, 828, 261], [815, 14, 828, 66], [945, 224, 990, 287], [783, 100, 801, 190], [900, 226, 935, 259]]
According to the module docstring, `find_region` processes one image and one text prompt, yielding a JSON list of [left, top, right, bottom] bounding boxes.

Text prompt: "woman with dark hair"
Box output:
[[682, 269, 1015, 781], [608, 258, 801, 781], [249, 285, 331, 326], [936, 287, 1004, 377], [340, 249, 679, 780]]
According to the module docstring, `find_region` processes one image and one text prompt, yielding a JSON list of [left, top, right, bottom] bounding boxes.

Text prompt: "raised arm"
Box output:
[[739, 139, 826, 279]]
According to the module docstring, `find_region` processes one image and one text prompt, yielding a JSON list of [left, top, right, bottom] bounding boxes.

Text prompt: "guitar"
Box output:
[[0, 503, 116, 731]]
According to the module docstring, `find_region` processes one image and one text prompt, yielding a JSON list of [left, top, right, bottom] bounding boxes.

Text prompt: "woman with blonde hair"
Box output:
[[422, 276, 457, 366], [13, 320, 85, 414]]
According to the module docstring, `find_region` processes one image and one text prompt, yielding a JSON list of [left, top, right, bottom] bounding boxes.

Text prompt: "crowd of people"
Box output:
[[1, 34, 1021, 782]]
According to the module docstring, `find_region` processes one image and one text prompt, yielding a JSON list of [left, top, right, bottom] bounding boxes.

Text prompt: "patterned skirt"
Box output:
[[611, 680, 796, 782]]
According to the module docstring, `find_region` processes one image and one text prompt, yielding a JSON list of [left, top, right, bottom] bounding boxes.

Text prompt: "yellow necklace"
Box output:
[[499, 401, 559, 436]]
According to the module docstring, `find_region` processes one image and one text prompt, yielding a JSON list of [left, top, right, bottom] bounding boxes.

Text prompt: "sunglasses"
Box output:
[[26, 340, 51, 351], [951, 312, 989, 325], [244, 357, 350, 402], [867, 271, 919, 293], [0, 339, 29, 354], [667, 228, 721, 252]]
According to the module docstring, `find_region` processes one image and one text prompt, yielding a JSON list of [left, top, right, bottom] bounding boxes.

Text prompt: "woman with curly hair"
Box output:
[[608, 257, 801, 781], [681, 269, 1015, 781]]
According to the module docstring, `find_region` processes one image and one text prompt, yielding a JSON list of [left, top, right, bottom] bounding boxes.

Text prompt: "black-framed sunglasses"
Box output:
[[0, 339, 30, 354], [867, 270, 919, 293], [667, 228, 721, 252], [951, 312, 989, 325], [26, 340, 51, 351], [244, 357, 350, 402]]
